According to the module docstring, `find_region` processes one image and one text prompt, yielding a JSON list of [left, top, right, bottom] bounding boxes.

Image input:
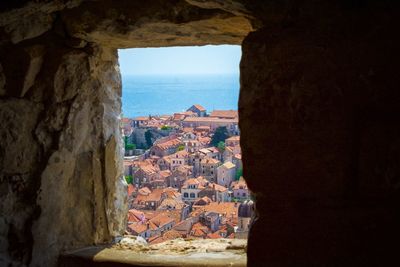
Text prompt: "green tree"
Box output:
[[235, 168, 243, 181], [126, 143, 136, 150], [124, 136, 136, 151], [161, 125, 172, 130], [125, 175, 133, 184], [145, 130, 153, 147], [211, 126, 229, 146], [217, 141, 225, 152], [177, 144, 185, 151]]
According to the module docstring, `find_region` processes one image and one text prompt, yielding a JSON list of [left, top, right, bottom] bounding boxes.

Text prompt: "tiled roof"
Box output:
[[209, 183, 228, 192], [128, 223, 147, 234], [209, 110, 238, 119], [138, 187, 151, 195], [226, 136, 240, 142], [190, 104, 206, 112], [201, 157, 220, 165], [232, 179, 248, 190], [149, 213, 175, 228], [127, 184, 136, 197], [159, 170, 172, 178], [155, 138, 182, 150], [206, 232, 221, 239], [133, 116, 149, 121], [163, 229, 183, 240], [128, 209, 145, 223], [183, 117, 238, 123]]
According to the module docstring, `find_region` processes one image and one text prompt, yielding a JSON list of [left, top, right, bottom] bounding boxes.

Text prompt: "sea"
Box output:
[[121, 74, 240, 118]]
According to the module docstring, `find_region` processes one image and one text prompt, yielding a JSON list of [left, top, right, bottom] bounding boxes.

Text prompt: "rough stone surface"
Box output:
[[240, 3, 400, 266], [60, 0, 253, 48], [60, 238, 247, 267], [0, 1, 399, 267]]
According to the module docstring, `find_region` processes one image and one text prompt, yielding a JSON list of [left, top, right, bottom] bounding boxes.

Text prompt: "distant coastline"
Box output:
[[121, 74, 240, 118]]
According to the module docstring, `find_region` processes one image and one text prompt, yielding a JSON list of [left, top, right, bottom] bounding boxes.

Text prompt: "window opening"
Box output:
[[119, 45, 253, 246]]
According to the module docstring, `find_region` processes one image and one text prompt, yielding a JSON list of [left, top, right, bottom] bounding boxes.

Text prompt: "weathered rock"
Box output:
[[60, 0, 253, 48], [21, 45, 45, 97], [0, 99, 42, 174], [4, 12, 53, 44]]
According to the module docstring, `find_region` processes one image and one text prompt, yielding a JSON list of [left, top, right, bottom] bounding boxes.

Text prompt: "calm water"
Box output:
[[122, 74, 240, 118]]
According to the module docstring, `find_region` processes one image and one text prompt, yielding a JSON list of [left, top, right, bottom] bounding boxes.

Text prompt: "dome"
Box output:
[[238, 200, 254, 218]]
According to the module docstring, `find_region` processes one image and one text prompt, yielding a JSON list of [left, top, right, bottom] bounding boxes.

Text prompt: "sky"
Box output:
[[118, 45, 241, 76]]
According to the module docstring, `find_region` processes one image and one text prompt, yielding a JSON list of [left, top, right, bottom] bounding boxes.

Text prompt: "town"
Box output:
[[122, 104, 253, 244]]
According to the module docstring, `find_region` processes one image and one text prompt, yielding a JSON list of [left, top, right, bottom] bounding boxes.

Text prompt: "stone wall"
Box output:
[[0, 33, 127, 266], [240, 1, 400, 266], [0, 1, 253, 266], [1, 0, 399, 267]]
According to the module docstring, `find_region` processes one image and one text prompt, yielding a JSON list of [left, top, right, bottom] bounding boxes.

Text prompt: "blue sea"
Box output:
[[121, 74, 240, 118]]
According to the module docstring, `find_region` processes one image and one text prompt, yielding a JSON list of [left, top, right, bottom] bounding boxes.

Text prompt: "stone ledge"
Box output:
[[59, 238, 247, 267]]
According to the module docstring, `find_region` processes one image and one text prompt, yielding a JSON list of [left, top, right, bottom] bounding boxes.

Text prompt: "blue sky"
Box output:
[[118, 45, 241, 75]]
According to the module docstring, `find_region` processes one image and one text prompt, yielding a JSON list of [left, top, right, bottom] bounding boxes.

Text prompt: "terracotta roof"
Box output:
[[138, 187, 151, 195], [193, 196, 212, 206], [182, 176, 208, 189], [195, 126, 211, 131], [159, 170, 172, 178], [173, 113, 186, 121], [149, 213, 175, 228], [206, 232, 221, 239], [226, 136, 240, 142], [158, 198, 184, 210], [201, 157, 221, 165], [232, 179, 248, 190], [128, 223, 147, 234], [194, 202, 239, 222], [135, 188, 165, 203], [183, 117, 238, 123], [173, 219, 193, 234], [198, 136, 211, 145], [133, 116, 149, 121], [209, 110, 238, 119], [171, 150, 189, 158], [155, 138, 182, 150], [182, 127, 194, 133], [163, 229, 183, 240], [127, 184, 136, 197], [190, 104, 206, 112], [209, 183, 228, 192], [128, 209, 145, 223]]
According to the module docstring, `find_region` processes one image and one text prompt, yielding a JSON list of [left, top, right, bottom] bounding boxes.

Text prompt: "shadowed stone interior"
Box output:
[[1, 1, 399, 267]]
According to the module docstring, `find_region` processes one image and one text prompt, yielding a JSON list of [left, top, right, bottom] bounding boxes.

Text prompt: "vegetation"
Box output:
[[145, 130, 153, 147], [125, 175, 133, 184], [161, 125, 172, 130], [217, 141, 225, 152], [177, 144, 185, 151], [235, 168, 243, 181], [124, 136, 136, 151], [211, 126, 229, 146]]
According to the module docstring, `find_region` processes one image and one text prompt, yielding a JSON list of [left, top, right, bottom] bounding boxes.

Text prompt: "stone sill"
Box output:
[[59, 238, 247, 267]]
